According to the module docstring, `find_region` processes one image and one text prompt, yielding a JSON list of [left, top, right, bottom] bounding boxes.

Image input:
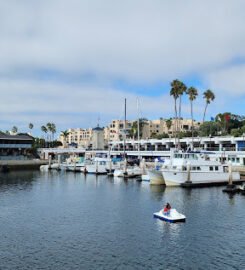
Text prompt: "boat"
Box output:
[[153, 209, 186, 223], [113, 163, 142, 178], [161, 150, 240, 186], [238, 182, 245, 191], [148, 168, 165, 185], [85, 157, 108, 174]]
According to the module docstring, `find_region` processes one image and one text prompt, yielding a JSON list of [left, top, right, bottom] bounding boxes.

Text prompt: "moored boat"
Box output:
[[162, 151, 240, 186]]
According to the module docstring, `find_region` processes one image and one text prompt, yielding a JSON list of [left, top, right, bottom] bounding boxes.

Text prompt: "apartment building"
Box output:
[[105, 119, 134, 142], [59, 128, 93, 148], [142, 118, 200, 139]]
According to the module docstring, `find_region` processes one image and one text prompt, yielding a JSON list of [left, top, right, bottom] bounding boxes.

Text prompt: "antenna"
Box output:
[[97, 115, 100, 127]]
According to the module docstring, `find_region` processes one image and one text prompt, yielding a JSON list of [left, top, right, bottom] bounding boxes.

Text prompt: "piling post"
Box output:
[[48, 155, 52, 169], [186, 162, 191, 183]]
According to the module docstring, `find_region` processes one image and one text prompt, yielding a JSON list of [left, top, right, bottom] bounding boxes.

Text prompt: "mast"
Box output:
[[137, 97, 140, 159], [123, 98, 126, 159]]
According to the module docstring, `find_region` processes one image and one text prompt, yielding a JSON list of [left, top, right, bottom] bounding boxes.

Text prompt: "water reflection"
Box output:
[[0, 170, 37, 192], [149, 185, 166, 201]]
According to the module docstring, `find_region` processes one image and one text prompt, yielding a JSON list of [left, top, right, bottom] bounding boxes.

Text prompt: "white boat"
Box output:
[[86, 157, 108, 174], [153, 209, 186, 223], [113, 162, 142, 178], [148, 169, 165, 185], [161, 151, 240, 186], [238, 182, 245, 191]]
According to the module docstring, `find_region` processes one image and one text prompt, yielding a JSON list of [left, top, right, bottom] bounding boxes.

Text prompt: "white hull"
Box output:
[[66, 164, 85, 172], [86, 164, 107, 174], [162, 171, 241, 186], [141, 174, 150, 181], [113, 167, 142, 178], [147, 169, 165, 185]]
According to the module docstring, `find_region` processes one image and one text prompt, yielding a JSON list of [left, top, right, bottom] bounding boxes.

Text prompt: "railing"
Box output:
[[0, 144, 32, 148]]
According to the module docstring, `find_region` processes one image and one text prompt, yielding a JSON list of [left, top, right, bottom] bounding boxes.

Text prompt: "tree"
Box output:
[[166, 119, 172, 130], [129, 118, 148, 139], [46, 123, 52, 147], [29, 123, 34, 135], [50, 123, 56, 146], [170, 79, 187, 148], [186, 87, 198, 148], [41, 125, 48, 147], [203, 90, 215, 123], [60, 130, 70, 148], [12, 126, 18, 134]]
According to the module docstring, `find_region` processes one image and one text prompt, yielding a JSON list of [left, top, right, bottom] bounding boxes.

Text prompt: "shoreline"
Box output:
[[0, 160, 48, 172]]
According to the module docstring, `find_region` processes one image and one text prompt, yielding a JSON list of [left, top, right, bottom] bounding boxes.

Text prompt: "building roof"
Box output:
[[92, 126, 104, 131], [0, 133, 33, 141]]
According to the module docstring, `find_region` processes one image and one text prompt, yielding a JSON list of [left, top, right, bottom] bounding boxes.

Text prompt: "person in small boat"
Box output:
[[163, 203, 171, 215]]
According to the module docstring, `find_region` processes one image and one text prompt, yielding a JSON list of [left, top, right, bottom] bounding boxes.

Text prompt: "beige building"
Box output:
[[142, 118, 200, 139], [59, 118, 201, 148], [59, 128, 93, 148], [104, 119, 134, 142]]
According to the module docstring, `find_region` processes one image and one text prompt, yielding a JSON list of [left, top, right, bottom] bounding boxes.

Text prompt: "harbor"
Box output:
[[0, 170, 244, 269]]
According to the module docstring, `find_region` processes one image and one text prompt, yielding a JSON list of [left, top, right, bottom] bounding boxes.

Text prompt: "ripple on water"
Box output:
[[0, 171, 244, 269]]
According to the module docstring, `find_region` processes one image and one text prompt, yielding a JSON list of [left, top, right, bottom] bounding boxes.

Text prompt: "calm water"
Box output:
[[0, 171, 244, 270]]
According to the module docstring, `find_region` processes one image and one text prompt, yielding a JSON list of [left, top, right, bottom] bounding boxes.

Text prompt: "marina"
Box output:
[[0, 170, 244, 269]]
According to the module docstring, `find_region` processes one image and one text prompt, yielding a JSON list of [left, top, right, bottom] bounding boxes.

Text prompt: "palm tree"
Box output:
[[29, 123, 33, 135], [41, 125, 48, 147], [60, 130, 70, 148], [50, 123, 56, 147], [170, 80, 180, 147], [46, 122, 52, 147], [186, 87, 198, 148], [177, 81, 187, 135], [170, 79, 187, 148], [166, 119, 172, 135], [12, 126, 18, 134], [203, 90, 215, 123]]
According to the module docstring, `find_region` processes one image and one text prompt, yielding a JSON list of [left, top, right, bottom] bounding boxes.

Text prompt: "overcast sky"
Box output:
[[1, 0, 245, 136]]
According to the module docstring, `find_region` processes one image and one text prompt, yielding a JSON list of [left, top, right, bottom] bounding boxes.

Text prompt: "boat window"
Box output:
[[182, 166, 187, 171], [173, 166, 177, 169], [236, 158, 240, 162], [197, 167, 201, 171], [215, 166, 219, 171], [192, 166, 196, 171], [209, 166, 214, 171]]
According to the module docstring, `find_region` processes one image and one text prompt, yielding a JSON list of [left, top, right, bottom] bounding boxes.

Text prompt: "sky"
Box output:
[[1, 0, 245, 137]]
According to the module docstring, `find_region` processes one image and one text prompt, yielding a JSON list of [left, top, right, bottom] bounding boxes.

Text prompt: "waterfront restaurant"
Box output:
[[0, 133, 34, 160]]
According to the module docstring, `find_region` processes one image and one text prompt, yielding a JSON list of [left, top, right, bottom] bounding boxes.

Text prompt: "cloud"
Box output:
[[1, 0, 245, 82], [0, 78, 174, 134], [204, 64, 245, 96], [0, 0, 245, 134]]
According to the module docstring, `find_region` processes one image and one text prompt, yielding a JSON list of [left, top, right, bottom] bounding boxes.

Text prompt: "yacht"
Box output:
[[161, 151, 240, 186], [85, 157, 108, 174]]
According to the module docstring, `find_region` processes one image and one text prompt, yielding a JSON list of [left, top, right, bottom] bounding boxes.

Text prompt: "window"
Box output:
[[209, 166, 214, 171], [215, 166, 219, 171], [197, 167, 201, 171]]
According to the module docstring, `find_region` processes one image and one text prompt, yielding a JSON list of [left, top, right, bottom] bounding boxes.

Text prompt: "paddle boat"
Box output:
[[153, 208, 186, 223]]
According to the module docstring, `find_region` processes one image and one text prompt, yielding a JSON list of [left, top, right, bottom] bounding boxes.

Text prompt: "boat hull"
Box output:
[[147, 169, 165, 185], [162, 171, 241, 186]]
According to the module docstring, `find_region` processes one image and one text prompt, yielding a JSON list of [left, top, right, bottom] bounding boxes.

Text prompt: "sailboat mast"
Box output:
[[123, 98, 126, 158], [137, 98, 140, 158]]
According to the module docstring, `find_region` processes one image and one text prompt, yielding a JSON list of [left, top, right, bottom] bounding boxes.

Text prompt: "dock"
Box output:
[[0, 160, 48, 172]]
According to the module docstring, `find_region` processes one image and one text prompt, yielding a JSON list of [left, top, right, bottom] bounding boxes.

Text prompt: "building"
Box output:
[[91, 126, 105, 150], [59, 128, 93, 148], [142, 118, 200, 139], [0, 133, 34, 160], [104, 119, 133, 142]]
